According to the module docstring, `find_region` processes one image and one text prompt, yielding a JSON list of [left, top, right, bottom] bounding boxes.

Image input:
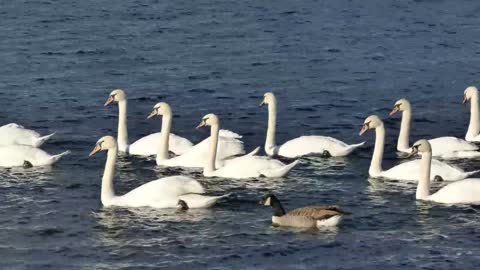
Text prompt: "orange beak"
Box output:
[[89, 144, 102, 157], [359, 124, 369, 136], [147, 110, 157, 119], [104, 95, 114, 107], [389, 106, 399, 116], [196, 121, 206, 129]]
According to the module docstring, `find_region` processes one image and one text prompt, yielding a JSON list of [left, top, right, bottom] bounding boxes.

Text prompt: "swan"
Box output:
[[411, 139, 480, 204], [359, 115, 478, 181], [390, 98, 480, 158], [104, 89, 194, 155], [88, 135, 229, 208], [260, 92, 364, 158], [0, 145, 70, 167], [463, 86, 480, 142], [197, 113, 299, 178], [147, 102, 247, 168], [0, 123, 55, 147], [260, 193, 344, 228]]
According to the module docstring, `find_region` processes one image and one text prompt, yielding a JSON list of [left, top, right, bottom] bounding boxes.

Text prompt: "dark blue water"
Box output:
[[1, 0, 480, 269]]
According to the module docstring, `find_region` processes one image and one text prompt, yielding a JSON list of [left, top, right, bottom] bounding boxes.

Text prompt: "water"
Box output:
[[1, 0, 480, 269]]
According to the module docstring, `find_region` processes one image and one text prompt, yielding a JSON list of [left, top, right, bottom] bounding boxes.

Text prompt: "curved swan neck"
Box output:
[[156, 111, 172, 162], [416, 152, 432, 200], [265, 98, 277, 153], [467, 92, 480, 139], [117, 100, 129, 150], [205, 123, 220, 175], [101, 147, 117, 205], [370, 124, 385, 176], [398, 108, 411, 151]]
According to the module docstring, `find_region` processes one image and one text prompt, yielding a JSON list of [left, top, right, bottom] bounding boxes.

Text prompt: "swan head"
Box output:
[[409, 139, 431, 157], [359, 115, 383, 135], [104, 89, 126, 106], [89, 136, 117, 156], [196, 113, 219, 129], [147, 102, 172, 119], [259, 92, 276, 107], [389, 98, 411, 116], [463, 86, 478, 104]]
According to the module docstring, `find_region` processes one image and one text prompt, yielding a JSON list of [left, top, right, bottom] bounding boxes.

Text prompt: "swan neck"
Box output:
[[156, 111, 172, 161], [265, 99, 277, 151], [117, 100, 128, 149], [370, 124, 385, 176], [205, 123, 219, 174], [467, 93, 480, 138], [416, 152, 431, 200], [101, 147, 117, 205], [398, 108, 411, 151]]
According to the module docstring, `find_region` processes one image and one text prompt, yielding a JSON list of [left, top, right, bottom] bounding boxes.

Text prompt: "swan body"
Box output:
[[148, 102, 246, 168], [390, 98, 480, 158], [0, 123, 55, 147], [198, 113, 298, 179], [260, 194, 343, 228], [0, 145, 70, 167], [412, 139, 480, 204], [464, 86, 480, 142], [104, 89, 194, 155], [260, 92, 364, 158], [89, 136, 228, 208], [360, 115, 477, 181]]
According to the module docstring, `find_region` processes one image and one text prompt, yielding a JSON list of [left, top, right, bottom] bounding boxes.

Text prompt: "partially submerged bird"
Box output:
[[177, 200, 189, 211], [259, 193, 344, 228]]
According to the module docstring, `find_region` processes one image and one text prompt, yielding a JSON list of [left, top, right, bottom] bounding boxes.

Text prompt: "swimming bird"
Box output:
[[260, 193, 343, 228], [411, 139, 480, 204], [260, 92, 364, 158], [89, 135, 228, 208], [0, 123, 55, 147]]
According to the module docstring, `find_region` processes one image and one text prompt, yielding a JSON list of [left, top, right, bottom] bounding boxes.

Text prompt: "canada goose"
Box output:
[[259, 193, 343, 228], [177, 200, 189, 211]]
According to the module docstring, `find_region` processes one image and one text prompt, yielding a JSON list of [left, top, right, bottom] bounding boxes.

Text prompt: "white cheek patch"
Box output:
[[264, 197, 271, 206]]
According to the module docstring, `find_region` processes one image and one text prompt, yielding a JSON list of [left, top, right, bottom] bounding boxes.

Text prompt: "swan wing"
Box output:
[[277, 136, 363, 158], [429, 137, 478, 156], [0, 145, 60, 167], [429, 178, 480, 204], [218, 129, 242, 139], [129, 132, 194, 156], [214, 156, 288, 178], [0, 124, 42, 146], [381, 159, 467, 181]]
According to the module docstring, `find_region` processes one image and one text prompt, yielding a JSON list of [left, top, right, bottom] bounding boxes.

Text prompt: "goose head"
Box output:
[[104, 89, 126, 106], [259, 193, 278, 206], [359, 115, 383, 135], [147, 102, 172, 119], [409, 139, 431, 157], [259, 92, 276, 107], [389, 98, 411, 116], [196, 113, 219, 129], [89, 136, 117, 156], [177, 200, 189, 211], [463, 86, 478, 104]]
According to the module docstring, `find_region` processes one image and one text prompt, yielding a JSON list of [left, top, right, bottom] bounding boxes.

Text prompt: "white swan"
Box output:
[[0, 123, 55, 147], [359, 115, 478, 181], [412, 139, 480, 204], [147, 102, 247, 168], [104, 89, 193, 155], [463, 86, 480, 142], [89, 136, 228, 208], [390, 98, 480, 158], [0, 145, 70, 167], [260, 92, 364, 158], [197, 113, 299, 179]]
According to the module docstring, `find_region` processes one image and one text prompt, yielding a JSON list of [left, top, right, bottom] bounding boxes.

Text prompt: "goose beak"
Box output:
[[104, 95, 114, 107], [196, 121, 206, 129], [146, 110, 157, 119], [359, 124, 369, 136], [389, 106, 399, 116], [89, 144, 102, 157], [463, 95, 468, 105]]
